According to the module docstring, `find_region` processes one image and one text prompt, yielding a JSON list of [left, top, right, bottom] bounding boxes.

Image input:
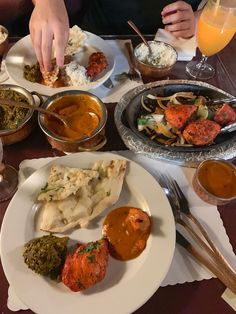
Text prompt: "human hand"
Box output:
[[161, 1, 196, 38], [29, 0, 69, 71]]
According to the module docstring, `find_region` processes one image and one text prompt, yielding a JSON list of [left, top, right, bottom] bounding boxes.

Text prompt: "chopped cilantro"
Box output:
[[87, 254, 95, 263], [79, 241, 100, 255]]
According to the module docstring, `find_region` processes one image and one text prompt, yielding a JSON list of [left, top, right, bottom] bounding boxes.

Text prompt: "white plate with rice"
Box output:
[[5, 29, 115, 96]]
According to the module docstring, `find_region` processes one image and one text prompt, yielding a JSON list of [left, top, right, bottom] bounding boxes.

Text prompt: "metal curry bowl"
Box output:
[[115, 80, 236, 166], [38, 90, 108, 153], [0, 84, 42, 145]]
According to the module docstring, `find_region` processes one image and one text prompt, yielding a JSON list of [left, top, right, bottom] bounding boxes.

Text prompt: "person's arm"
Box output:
[[161, 0, 202, 38], [30, 0, 69, 71]]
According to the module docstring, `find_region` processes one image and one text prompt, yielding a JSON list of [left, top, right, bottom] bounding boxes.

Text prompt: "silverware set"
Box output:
[[157, 172, 236, 294]]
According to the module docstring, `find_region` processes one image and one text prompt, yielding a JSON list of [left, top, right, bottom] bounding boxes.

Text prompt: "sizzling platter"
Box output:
[[115, 80, 236, 167]]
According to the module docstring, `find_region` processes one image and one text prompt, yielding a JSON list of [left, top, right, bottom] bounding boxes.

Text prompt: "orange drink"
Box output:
[[197, 7, 236, 56], [186, 0, 236, 80]]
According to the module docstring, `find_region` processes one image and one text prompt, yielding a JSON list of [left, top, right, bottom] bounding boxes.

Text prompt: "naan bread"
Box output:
[[39, 159, 127, 233]]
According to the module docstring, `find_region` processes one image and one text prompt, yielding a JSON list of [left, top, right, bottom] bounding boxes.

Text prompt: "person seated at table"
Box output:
[[0, 0, 203, 72]]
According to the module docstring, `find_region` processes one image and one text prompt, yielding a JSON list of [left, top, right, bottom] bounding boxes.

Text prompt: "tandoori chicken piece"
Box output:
[[165, 104, 197, 129], [183, 119, 221, 146], [86, 52, 108, 80], [61, 239, 109, 292], [213, 103, 236, 126]]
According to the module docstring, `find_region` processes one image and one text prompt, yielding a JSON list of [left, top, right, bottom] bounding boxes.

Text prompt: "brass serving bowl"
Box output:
[[133, 41, 177, 79], [0, 84, 43, 145], [0, 25, 8, 57], [38, 90, 108, 153]]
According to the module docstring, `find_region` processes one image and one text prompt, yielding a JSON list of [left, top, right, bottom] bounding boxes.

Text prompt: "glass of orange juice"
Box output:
[[186, 0, 236, 80]]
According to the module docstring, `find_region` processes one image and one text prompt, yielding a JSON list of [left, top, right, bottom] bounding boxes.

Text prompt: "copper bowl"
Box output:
[[133, 41, 177, 79], [0, 25, 8, 57], [38, 90, 108, 153], [0, 85, 43, 145]]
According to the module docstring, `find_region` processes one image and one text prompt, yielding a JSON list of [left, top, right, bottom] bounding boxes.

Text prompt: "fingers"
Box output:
[[41, 27, 53, 72], [30, 26, 43, 68], [162, 0, 195, 38], [162, 1, 191, 16], [53, 28, 69, 68]]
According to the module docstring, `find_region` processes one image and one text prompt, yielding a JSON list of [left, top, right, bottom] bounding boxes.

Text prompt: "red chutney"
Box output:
[[43, 94, 101, 140], [197, 160, 236, 199], [102, 207, 151, 261]]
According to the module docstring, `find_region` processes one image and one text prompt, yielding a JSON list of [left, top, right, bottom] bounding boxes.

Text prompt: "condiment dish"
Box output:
[[192, 159, 236, 205]]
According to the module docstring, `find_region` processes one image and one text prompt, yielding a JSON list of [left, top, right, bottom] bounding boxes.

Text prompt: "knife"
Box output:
[[176, 230, 236, 294]]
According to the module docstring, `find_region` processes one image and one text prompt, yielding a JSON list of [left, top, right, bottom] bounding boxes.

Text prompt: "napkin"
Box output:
[[155, 28, 197, 61], [4, 151, 236, 311], [4, 40, 142, 103]]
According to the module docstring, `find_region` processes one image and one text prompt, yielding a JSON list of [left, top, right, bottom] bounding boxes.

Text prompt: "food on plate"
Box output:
[[165, 104, 197, 129], [62, 239, 109, 291], [38, 160, 127, 232], [23, 26, 108, 88], [42, 94, 102, 140], [134, 41, 176, 67], [213, 103, 236, 126], [137, 92, 236, 147], [65, 25, 88, 55], [0, 90, 29, 130], [87, 52, 108, 80], [23, 234, 69, 280], [183, 120, 221, 146], [103, 207, 151, 261]]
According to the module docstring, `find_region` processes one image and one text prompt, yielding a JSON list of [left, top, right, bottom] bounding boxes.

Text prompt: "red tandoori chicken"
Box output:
[[61, 239, 109, 292]]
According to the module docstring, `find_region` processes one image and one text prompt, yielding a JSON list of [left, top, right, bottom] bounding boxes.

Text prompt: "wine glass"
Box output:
[[0, 138, 18, 202], [186, 0, 236, 80]]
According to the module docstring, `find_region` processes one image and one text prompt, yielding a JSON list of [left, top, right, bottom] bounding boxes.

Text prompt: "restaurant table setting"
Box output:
[[0, 150, 235, 312], [1, 20, 236, 313]]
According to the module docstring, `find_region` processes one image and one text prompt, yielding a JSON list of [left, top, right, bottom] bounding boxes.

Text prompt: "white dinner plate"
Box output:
[[5, 32, 115, 96], [1, 152, 175, 314]]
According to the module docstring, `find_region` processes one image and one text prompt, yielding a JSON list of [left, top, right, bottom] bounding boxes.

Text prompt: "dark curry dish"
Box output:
[[0, 90, 29, 130]]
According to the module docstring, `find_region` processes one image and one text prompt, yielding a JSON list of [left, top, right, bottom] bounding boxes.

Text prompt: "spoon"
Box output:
[[127, 20, 152, 56], [0, 98, 73, 126]]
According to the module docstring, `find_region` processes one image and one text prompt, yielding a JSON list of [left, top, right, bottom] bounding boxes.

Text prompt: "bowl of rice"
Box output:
[[133, 41, 177, 78], [0, 25, 8, 57]]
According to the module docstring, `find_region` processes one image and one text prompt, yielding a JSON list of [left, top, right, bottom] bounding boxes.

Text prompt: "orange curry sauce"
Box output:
[[103, 207, 151, 261], [43, 94, 101, 140], [197, 160, 236, 199]]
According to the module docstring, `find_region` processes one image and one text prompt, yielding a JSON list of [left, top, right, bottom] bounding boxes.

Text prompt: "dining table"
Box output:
[[1, 34, 236, 314]]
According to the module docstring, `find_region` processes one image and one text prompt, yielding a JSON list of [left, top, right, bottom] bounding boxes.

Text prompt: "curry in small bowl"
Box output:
[[0, 85, 41, 145], [38, 90, 107, 152]]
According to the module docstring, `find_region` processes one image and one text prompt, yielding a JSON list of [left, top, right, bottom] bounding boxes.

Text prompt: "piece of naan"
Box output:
[[38, 159, 127, 233]]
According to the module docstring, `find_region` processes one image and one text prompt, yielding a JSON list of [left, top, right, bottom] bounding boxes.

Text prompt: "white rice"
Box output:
[[65, 61, 90, 86], [0, 27, 7, 44], [135, 41, 176, 67]]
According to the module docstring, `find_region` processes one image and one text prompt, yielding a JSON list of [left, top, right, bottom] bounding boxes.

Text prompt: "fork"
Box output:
[[157, 172, 236, 293], [124, 42, 142, 82]]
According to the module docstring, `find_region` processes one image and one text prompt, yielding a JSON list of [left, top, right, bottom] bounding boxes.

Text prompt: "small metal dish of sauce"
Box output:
[[192, 159, 236, 206], [38, 90, 107, 153]]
